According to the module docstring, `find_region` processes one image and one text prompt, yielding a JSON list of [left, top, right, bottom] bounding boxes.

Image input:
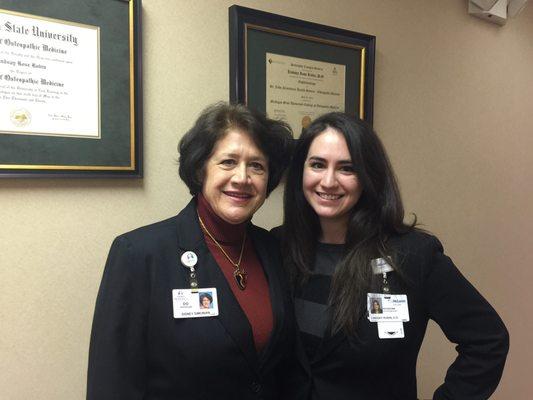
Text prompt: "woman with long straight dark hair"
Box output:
[[279, 112, 509, 400]]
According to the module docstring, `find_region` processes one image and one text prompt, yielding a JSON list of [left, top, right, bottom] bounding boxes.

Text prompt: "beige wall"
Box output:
[[1, 0, 531, 398]]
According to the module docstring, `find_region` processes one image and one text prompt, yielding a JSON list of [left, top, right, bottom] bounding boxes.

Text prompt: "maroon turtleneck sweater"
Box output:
[[197, 194, 274, 353]]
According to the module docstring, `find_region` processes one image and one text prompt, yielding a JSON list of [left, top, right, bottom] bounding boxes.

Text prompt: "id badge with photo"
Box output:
[[367, 293, 409, 322], [172, 288, 219, 318]]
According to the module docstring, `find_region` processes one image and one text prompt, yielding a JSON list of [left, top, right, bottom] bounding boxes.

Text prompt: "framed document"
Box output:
[[0, 0, 142, 178], [229, 5, 375, 137]]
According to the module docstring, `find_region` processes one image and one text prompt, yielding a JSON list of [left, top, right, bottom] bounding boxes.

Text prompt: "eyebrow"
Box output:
[[308, 156, 353, 164], [220, 152, 267, 162]]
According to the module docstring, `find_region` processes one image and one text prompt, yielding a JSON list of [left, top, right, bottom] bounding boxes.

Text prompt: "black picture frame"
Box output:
[[229, 5, 375, 134], [0, 0, 143, 178]]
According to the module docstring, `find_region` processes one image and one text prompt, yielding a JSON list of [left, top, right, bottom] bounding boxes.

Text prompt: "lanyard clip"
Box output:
[[181, 251, 199, 292], [382, 272, 390, 293], [371, 258, 393, 293]]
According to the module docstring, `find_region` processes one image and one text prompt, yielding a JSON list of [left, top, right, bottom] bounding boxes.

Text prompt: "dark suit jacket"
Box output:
[[281, 231, 509, 400], [87, 199, 295, 400]]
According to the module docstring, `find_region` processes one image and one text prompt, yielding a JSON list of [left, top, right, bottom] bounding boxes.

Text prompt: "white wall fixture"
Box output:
[[468, 0, 529, 25], [470, 0, 499, 9], [468, 0, 508, 25]]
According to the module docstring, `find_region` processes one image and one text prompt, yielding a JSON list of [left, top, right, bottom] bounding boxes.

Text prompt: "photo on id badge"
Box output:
[[199, 291, 214, 309], [369, 297, 383, 314]]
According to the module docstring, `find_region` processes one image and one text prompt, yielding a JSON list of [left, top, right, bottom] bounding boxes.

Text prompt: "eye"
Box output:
[[250, 161, 266, 173], [339, 164, 355, 173], [309, 161, 325, 169], [220, 159, 236, 167]]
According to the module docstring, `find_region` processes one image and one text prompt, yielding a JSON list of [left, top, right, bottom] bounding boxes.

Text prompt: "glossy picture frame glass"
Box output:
[[229, 5, 375, 136], [0, 0, 143, 178]]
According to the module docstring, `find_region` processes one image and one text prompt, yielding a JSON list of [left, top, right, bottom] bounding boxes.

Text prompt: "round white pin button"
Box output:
[[181, 251, 198, 268]]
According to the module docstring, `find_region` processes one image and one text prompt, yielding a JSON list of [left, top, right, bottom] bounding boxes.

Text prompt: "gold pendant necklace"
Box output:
[[197, 212, 247, 290]]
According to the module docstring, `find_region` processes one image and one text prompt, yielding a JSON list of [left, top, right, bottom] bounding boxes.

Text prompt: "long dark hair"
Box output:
[[282, 112, 415, 336]]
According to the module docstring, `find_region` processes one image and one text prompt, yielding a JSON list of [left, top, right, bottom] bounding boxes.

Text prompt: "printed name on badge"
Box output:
[[172, 288, 219, 318], [367, 293, 409, 322]]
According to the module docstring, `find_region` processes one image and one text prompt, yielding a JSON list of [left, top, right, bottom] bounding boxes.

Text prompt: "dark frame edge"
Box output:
[[228, 5, 242, 104], [364, 35, 376, 126], [132, 0, 143, 178]]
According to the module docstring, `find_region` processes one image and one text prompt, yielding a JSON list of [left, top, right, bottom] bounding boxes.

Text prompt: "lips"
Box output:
[[316, 192, 343, 200], [223, 191, 253, 200]]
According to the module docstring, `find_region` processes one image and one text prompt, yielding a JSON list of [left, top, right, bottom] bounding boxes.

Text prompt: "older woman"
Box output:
[[279, 112, 509, 400], [87, 103, 294, 400]]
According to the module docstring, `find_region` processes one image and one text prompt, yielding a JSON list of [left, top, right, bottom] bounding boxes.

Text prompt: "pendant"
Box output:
[[234, 269, 247, 290]]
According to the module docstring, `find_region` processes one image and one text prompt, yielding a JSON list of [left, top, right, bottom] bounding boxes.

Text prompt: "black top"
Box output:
[[87, 200, 295, 400], [284, 230, 509, 400], [295, 243, 344, 359]]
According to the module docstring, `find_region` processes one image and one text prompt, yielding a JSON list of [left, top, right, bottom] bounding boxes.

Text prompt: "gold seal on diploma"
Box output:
[[10, 109, 32, 127]]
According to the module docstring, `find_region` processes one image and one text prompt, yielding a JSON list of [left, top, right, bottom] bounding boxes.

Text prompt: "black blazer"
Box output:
[[87, 199, 295, 400], [284, 231, 509, 400]]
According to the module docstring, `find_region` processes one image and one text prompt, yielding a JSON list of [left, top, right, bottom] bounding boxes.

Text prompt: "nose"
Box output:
[[231, 163, 249, 185], [321, 168, 337, 189]]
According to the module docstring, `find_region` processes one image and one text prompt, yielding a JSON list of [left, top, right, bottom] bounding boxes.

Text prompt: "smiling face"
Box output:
[[202, 129, 268, 224], [201, 296, 211, 309], [302, 127, 363, 231]]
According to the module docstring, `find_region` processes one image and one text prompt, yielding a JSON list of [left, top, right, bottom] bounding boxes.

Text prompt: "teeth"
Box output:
[[226, 192, 251, 198], [318, 193, 341, 200]]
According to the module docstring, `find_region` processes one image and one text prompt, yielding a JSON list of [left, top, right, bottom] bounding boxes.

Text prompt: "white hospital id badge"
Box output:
[[367, 293, 409, 322], [377, 321, 405, 339], [172, 288, 219, 318]]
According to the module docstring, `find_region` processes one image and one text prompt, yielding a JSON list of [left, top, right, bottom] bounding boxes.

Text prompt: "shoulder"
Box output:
[[386, 230, 446, 282], [113, 215, 179, 253], [250, 223, 280, 248], [99, 216, 180, 285], [387, 229, 443, 258], [119, 215, 178, 242], [269, 225, 283, 241]]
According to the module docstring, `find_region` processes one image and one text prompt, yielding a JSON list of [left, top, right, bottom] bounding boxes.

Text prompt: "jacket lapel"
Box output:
[[175, 199, 259, 372], [311, 331, 346, 364], [250, 228, 285, 369]]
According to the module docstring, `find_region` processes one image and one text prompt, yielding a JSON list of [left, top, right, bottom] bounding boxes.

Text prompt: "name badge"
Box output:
[[377, 321, 405, 339], [367, 293, 409, 322], [172, 288, 219, 318]]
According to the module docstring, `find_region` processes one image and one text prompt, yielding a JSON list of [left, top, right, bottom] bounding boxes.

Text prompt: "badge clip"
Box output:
[[382, 272, 390, 293], [181, 251, 199, 292], [371, 257, 393, 294]]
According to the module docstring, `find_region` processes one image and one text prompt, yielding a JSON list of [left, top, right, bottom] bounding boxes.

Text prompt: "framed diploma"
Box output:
[[0, 0, 142, 178], [229, 5, 375, 137]]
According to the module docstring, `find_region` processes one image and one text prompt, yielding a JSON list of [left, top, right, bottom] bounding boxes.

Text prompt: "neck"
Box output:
[[319, 217, 348, 244]]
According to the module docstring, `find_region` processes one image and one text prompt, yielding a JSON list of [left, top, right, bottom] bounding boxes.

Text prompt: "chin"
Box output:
[[223, 211, 252, 225], [318, 214, 338, 220], [317, 211, 345, 221], [313, 206, 338, 217]]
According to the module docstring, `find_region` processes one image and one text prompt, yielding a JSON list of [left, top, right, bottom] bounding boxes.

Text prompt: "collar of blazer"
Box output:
[[175, 198, 286, 374]]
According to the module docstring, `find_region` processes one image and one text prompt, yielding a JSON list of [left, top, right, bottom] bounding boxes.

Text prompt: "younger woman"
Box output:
[[280, 112, 508, 400]]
